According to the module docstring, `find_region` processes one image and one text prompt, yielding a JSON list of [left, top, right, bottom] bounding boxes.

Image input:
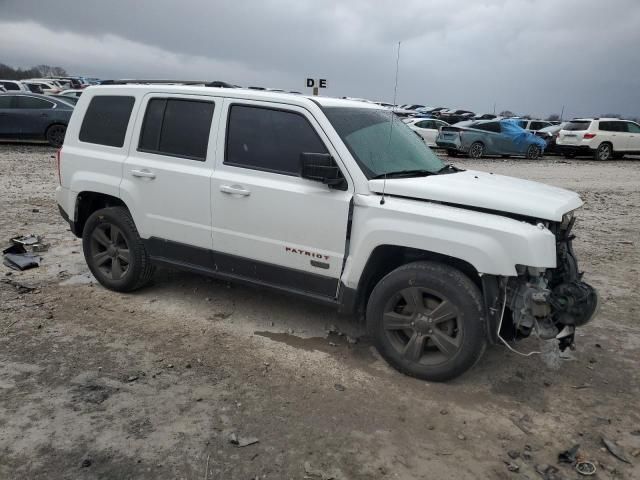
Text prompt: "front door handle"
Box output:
[[220, 184, 250, 196], [131, 169, 156, 179]]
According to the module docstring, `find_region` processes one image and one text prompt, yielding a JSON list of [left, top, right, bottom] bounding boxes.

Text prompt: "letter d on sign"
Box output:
[[306, 78, 315, 88]]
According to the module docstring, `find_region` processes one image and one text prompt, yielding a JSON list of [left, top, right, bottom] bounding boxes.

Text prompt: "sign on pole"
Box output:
[[306, 78, 327, 96]]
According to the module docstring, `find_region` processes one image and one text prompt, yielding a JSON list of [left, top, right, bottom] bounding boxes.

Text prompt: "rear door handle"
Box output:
[[131, 169, 156, 179], [220, 184, 250, 196]]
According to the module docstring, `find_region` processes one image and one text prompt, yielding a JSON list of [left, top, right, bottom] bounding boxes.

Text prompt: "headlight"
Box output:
[[561, 210, 575, 229]]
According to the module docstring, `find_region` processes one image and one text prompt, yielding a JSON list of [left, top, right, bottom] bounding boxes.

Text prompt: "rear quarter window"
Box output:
[[79, 95, 136, 148]]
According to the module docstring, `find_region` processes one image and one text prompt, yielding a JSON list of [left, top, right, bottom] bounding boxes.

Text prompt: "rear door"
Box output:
[[210, 99, 352, 298], [122, 94, 220, 251], [599, 121, 627, 151]]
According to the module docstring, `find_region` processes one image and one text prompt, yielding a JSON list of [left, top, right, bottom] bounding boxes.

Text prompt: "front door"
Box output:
[[13, 95, 56, 139], [0, 95, 17, 138], [210, 99, 352, 298], [122, 94, 221, 252]]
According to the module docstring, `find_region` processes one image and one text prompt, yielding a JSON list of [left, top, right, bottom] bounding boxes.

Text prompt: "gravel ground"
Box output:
[[1, 144, 639, 479]]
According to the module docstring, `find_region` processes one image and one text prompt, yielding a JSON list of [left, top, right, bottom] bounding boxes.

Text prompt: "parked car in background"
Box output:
[[535, 123, 566, 154], [436, 119, 547, 159], [24, 81, 62, 95], [0, 80, 29, 92], [52, 95, 79, 106], [516, 119, 553, 132], [50, 77, 85, 89], [556, 118, 640, 160], [437, 109, 476, 124], [0, 93, 73, 147], [405, 117, 449, 146], [23, 82, 45, 94], [60, 89, 84, 98]]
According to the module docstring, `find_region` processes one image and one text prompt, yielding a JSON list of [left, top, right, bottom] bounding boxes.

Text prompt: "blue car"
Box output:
[[436, 119, 547, 159], [0, 93, 74, 147]]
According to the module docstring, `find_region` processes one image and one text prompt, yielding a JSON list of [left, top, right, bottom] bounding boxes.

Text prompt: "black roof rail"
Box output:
[[99, 79, 237, 87]]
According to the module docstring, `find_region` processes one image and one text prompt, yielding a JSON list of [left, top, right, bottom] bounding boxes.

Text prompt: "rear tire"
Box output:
[[468, 142, 484, 159], [366, 261, 487, 382], [594, 143, 612, 161], [45, 124, 66, 147], [82, 207, 154, 292]]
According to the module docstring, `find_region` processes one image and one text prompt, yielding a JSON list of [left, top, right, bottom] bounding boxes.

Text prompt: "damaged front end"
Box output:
[[484, 212, 599, 351]]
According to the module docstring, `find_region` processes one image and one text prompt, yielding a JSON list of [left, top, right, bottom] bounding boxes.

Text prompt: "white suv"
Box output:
[[556, 118, 640, 160], [55, 84, 598, 381]]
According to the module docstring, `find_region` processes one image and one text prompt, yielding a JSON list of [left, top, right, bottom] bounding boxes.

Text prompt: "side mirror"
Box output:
[[300, 153, 347, 190]]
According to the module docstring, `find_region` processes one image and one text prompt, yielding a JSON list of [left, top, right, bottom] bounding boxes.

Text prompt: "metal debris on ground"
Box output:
[[575, 461, 596, 476], [601, 436, 631, 464], [9, 234, 49, 252], [558, 444, 580, 463], [229, 432, 259, 447], [334, 383, 345, 392]]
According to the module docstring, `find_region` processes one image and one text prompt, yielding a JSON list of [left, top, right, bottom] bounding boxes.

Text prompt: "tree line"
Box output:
[[0, 63, 68, 80]]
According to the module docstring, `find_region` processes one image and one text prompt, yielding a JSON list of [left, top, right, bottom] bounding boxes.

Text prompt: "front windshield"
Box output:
[[323, 107, 444, 178]]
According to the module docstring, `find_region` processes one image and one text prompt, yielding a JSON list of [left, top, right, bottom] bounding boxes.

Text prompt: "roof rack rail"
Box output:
[[99, 79, 238, 88]]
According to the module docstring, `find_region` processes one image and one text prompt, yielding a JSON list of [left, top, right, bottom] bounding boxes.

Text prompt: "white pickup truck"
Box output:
[[55, 84, 598, 381]]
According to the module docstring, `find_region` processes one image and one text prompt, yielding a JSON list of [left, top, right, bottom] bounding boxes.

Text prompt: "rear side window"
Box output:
[[79, 96, 135, 147], [599, 121, 626, 132], [16, 96, 53, 109], [474, 122, 501, 133], [225, 104, 327, 175], [564, 121, 591, 131], [1, 81, 20, 91], [138, 98, 215, 161]]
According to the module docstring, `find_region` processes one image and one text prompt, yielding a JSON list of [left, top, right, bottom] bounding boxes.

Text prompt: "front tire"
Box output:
[[82, 207, 154, 292], [594, 143, 612, 161], [366, 261, 487, 382], [468, 142, 484, 159], [46, 124, 66, 147], [526, 144, 541, 160]]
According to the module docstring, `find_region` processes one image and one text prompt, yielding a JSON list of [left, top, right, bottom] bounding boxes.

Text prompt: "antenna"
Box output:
[[380, 40, 401, 206]]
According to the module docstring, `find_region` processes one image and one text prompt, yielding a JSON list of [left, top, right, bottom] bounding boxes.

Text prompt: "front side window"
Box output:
[[225, 104, 328, 175], [323, 107, 444, 178], [16, 96, 53, 109], [627, 122, 640, 133], [79, 95, 135, 148], [138, 98, 215, 161]]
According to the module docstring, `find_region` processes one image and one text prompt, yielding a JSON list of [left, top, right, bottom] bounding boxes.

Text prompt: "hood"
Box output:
[[368, 170, 582, 221]]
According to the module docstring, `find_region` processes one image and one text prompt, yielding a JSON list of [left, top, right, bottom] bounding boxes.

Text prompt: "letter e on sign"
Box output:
[[319, 79, 327, 88]]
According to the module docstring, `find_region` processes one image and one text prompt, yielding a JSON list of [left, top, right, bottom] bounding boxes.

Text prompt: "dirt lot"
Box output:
[[1, 144, 639, 479]]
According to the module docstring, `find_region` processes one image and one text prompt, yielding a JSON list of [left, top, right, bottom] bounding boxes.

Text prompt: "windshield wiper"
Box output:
[[372, 169, 437, 179], [436, 164, 463, 174]]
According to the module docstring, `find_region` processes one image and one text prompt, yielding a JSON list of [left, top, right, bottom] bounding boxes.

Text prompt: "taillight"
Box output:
[[583, 133, 596, 139], [56, 148, 62, 185]]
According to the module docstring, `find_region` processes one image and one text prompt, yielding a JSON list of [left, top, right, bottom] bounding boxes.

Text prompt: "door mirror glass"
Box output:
[[299, 153, 347, 190]]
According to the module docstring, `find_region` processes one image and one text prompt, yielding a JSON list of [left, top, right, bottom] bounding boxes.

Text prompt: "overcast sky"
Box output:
[[1, 0, 639, 118]]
